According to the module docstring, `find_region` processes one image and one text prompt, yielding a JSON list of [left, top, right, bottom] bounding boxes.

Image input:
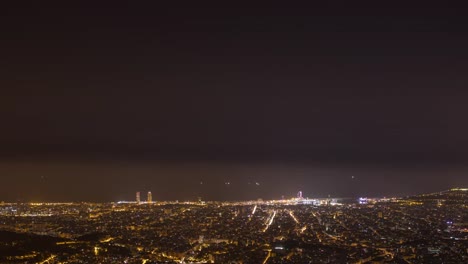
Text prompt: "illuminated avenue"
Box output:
[[0, 189, 466, 263]]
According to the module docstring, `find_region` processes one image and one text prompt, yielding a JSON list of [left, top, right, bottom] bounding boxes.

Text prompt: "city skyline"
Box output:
[[1, 159, 467, 202], [1, 180, 467, 203]]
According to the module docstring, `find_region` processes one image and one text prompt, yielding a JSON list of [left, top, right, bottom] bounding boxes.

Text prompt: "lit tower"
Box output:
[[297, 191, 303, 200], [147, 191, 152, 203], [136, 192, 140, 203]]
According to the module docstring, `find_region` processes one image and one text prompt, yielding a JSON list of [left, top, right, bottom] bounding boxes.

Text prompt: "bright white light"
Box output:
[[251, 205, 257, 215], [263, 210, 276, 232]]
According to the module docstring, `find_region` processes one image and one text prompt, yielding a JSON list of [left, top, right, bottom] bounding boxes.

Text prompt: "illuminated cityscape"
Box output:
[[147, 192, 153, 204], [2, 2, 468, 264], [136, 192, 140, 204], [0, 189, 466, 263]]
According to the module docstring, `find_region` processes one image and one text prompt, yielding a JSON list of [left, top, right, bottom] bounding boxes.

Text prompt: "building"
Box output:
[[297, 191, 303, 199], [147, 191, 152, 203], [136, 192, 140, 203]]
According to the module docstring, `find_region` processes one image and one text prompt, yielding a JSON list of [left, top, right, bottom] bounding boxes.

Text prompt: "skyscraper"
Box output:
[[136, 192, 140, 203], [297, 191, 303, 199], [147, 191, 152, 203]]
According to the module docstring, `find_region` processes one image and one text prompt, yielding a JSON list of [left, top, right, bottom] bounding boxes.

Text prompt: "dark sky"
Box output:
[[1, 3, 468, 202]]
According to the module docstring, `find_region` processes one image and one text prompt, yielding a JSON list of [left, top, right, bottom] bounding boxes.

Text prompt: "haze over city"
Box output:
[[1, 3, 468, 202]]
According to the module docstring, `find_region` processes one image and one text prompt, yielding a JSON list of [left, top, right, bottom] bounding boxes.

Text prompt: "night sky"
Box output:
[[1, 3, 468, 202]]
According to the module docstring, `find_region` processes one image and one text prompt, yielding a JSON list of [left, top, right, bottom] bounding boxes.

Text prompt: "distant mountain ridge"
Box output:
[[405, 188, 468, 202]]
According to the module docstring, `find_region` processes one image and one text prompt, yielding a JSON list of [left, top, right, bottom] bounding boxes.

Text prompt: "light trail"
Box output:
[[252, 205, 257, 215], [56, 241, 80, 245], [300, 225, 307, 233], [289, 210, 299, 224], [39, 255, 56, 264], [100, 237, 114, 243], [264, 211, 272, 225], [263, 210, 276, 232], [262, 250, 272, 264]]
